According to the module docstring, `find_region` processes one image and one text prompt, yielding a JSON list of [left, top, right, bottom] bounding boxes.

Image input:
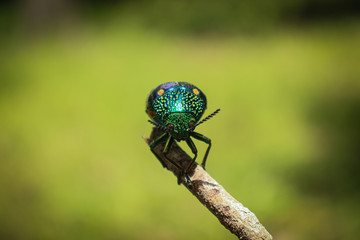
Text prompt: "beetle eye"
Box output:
[[167, 123, 175, 131], [188, 120, 196, 129]]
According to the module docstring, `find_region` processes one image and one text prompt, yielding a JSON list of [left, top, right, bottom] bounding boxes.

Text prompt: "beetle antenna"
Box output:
[[148, 120, 169, 132], [192, 108, 221, 129]]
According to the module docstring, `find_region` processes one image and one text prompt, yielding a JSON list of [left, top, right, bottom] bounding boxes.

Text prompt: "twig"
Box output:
[[143, 127, 273, 240]]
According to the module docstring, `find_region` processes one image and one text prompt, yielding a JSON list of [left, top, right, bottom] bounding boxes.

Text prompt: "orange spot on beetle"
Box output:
[[157, 89, 164, 95], [193, 88, 199, 95], [148, 111, 156, 118]]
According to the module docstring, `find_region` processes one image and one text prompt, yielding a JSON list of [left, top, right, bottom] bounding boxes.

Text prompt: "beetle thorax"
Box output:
[[165, 113, 196, 140]]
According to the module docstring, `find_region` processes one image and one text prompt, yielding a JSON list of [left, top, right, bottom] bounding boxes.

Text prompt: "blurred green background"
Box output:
[[1, 1, 360, 239]]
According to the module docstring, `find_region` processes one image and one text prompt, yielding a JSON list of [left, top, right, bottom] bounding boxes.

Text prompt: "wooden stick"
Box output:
[[143, 127, 273, 240]]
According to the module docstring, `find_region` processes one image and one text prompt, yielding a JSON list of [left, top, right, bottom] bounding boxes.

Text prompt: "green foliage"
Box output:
[[137, 0, 302, 33], [0, 20, 359, 240]]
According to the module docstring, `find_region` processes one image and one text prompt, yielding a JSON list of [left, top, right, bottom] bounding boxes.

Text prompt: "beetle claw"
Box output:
[[176, 170, 192, 187], [184, 175, 191, 184]]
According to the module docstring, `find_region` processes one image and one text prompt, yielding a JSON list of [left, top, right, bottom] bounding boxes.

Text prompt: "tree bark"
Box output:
[[144, 127, 273, 240]]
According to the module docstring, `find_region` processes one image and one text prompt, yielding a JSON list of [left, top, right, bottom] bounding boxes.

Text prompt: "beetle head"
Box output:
[[148, 109, 221, 140], [165, 113, 196, 140]]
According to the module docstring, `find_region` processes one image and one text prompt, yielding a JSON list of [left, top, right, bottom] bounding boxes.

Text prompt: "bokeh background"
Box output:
[[1, 1, 360, 239]]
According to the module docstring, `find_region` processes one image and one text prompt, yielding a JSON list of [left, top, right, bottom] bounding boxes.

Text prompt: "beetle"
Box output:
[[146, 82, 220, 184]]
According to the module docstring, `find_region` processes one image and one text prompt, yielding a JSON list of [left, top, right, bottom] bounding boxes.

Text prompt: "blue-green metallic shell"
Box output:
[[146, 82, 207, 125]]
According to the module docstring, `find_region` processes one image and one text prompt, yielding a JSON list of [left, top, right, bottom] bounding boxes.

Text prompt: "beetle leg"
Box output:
[[162, 135, 186, 185], [149, 132, 170, 169], [149, 132, 191, 185], [163, 135, 174, 154], [185, 137, 198, 174], [162, 135, 182, 169], [190, 132, 212, 170]]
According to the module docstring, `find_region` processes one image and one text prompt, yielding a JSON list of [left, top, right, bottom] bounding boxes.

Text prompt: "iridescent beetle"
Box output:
[[146, 82, 220, 184]]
